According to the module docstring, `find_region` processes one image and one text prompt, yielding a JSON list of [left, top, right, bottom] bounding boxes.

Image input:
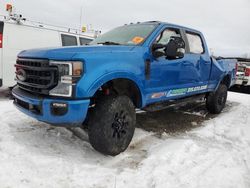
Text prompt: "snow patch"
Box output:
[[0, 92, 249, 187]]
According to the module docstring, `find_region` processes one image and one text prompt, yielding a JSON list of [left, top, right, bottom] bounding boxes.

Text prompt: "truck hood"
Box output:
[[18, 45, 135, 60]]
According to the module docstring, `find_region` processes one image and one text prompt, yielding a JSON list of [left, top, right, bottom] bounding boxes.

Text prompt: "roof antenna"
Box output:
[[79, 6, 83, 35]]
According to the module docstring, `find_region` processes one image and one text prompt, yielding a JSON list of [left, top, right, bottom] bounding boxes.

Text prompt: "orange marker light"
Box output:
[[73, 62, 83, 76], [6, 4, 12, 11], [132, 36, 144, 44]]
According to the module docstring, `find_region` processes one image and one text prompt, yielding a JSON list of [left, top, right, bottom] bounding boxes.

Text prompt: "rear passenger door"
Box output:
[[181, 31, 211, 86]]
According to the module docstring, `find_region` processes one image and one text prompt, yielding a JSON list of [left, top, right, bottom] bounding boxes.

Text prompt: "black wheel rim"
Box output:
[[111, 110, 129, 140]]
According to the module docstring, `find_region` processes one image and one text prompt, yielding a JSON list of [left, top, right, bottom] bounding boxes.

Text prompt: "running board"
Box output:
[[143, 94, 206, 112]]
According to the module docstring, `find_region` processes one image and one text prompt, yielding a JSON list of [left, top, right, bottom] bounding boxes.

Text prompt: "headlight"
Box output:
[[49, 61, 83, 97]]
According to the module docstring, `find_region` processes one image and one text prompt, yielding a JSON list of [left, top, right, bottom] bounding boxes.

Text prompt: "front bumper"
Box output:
[[12, 87, 90, 126]]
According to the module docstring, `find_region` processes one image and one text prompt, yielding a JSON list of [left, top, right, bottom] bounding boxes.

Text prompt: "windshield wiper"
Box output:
[[97, 41, 121, 45]]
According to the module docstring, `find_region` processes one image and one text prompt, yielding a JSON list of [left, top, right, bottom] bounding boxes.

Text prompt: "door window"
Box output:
[[155, 29, 181, 45], [153, 29, 181, 54], [186, 32, 204, 54]]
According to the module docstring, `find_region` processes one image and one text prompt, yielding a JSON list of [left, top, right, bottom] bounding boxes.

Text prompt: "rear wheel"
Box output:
[[206, 84, 228, 114], [88, 95, 136, 156]]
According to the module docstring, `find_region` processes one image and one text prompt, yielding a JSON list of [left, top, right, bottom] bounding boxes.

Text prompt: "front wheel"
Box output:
[[206, 84, 228, 114], [88, 95, 136, 156]]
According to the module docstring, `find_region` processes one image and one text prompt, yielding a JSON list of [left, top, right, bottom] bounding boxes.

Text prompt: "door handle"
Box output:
[[182, 62, 191, 66]]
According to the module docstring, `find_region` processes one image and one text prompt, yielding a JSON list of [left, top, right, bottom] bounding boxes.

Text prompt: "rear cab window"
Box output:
[[61, 34, 77, 46], [186, 32, 204, 54]]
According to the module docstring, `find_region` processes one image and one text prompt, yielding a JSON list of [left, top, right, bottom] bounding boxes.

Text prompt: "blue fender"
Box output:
[[214, 73, 230, 91], [210, 58, 236, 91], [77, 71, 146, 107]]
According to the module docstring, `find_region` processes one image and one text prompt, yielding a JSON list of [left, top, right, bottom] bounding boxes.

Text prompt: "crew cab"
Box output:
[[12, 21, 237, 156]]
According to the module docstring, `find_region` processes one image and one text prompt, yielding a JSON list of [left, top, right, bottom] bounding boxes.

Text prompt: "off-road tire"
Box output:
[[88, 95, 136, 156], [206, 84, 228, 114]]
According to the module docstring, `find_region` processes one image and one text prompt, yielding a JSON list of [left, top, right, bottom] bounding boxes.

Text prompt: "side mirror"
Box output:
[[152, 43, 167, 58], [152, 43, 166, 50], [165, 36, 185, 59]]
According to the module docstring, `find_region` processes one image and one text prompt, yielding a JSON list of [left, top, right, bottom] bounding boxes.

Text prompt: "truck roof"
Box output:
[[141, 21, 202, 34]]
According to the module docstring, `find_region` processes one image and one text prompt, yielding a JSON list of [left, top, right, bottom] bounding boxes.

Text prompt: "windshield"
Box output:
[[89, 24, 158, 46]]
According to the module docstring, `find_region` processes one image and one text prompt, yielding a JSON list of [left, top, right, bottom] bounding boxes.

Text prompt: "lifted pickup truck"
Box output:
[[12, 21, 237, 155]]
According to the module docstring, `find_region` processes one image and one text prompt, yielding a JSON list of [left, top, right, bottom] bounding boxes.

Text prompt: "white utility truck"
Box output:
[[0, 4, 95, 88]]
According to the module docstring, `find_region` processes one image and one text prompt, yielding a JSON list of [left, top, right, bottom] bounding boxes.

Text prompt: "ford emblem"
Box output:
[[16, 69, 27, 82]]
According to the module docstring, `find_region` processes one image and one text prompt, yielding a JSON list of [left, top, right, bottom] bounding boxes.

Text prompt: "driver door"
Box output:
[[145, 27, 201, 101]]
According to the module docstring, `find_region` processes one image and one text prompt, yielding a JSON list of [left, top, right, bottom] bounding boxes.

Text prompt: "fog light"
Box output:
[[51, 102, 68, 116]]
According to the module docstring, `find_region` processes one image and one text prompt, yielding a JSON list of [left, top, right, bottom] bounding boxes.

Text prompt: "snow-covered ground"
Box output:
[[0, 92, 249, 188]]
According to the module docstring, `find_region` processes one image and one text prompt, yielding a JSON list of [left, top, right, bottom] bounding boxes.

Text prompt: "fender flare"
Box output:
[[215, 73, 231, 91], [86, 71, 146, 107]]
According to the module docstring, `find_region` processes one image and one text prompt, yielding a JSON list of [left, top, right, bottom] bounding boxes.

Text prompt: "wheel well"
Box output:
[[92, 79, 142, 108], [221, 75, 231, 88]]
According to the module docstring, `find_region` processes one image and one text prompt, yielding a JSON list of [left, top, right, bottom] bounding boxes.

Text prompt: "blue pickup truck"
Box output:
[[12, 21, 237, 155]]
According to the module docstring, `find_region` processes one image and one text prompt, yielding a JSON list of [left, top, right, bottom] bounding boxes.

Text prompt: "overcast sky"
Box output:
[[1, 0, 250, 57]]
